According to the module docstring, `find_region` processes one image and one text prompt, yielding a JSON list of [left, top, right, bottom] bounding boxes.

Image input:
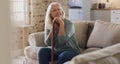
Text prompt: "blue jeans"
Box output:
[[38, 47, 79, 64]]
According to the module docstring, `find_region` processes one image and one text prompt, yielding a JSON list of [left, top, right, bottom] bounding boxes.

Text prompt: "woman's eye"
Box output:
[[52, 8, 60, 12]]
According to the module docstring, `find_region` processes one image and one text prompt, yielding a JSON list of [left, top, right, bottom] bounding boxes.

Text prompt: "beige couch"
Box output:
[[24, 21, 120, 64]]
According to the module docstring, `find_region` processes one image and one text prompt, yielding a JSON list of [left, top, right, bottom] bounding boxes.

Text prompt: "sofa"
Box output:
[[24, 20, 120, 64]]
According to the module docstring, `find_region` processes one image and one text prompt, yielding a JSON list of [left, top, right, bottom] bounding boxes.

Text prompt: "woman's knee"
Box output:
[[58, 51, 78, 60], [38, 48, 51, 64], [38, 48, 51, 56]]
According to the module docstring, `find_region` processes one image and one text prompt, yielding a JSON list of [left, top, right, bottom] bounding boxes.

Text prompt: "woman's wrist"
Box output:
[[60, 20, 64, 26], [60, 23, 64, 28]]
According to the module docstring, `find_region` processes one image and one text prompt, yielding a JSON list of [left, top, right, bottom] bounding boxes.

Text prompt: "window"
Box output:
[[69, 0, 82, 8], [10, 0, 28, 25]]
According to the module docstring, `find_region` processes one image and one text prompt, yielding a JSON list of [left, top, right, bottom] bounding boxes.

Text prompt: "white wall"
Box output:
[[0, 0, 12, 64], [91, 0, 106, 3], [82, 0, 91, 20], [111, 0, 120, 8]]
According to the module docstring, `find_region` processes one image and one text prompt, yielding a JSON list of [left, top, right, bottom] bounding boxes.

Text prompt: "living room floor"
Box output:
[[12, 56, 25, 64]]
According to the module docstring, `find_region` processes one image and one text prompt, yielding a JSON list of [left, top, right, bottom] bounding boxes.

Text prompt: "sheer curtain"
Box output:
[[10, 0, 29, 57]]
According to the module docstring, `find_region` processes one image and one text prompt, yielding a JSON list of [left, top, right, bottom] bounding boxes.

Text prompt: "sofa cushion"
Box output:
[[86, 22, 94, 41], [87, 21, 120, 48], [73, 22, 88, 48], [82, 48, 101, 54]]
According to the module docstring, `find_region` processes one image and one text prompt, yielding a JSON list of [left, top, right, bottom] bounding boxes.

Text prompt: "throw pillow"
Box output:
[[73, 22, 88, 48], [87, 21, 120, 48]]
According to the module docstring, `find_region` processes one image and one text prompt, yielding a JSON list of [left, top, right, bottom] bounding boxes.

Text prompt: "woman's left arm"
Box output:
[[53, 17, 66, 36], [58, 20, 65, 36], [57, 19, 75, 45]]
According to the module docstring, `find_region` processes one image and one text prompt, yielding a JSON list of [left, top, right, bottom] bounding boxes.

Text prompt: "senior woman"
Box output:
[[38, 2, 80, 64]]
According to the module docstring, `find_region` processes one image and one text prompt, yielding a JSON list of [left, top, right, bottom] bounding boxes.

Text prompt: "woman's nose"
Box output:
[[56, 10, 60, 13]]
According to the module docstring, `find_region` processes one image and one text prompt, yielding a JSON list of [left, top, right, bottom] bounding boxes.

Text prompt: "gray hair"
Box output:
[[45, 2, 65, 30]]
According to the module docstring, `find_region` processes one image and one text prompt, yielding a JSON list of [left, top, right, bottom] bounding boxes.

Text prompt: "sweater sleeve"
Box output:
[[56, 20, 75, 46], [44, 29, 51, 46]]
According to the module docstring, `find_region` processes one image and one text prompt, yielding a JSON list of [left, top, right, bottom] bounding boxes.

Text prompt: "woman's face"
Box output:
[[50, 4, 62, 19]]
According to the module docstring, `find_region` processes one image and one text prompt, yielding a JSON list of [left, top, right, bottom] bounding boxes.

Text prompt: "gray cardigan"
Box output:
[[44, 19, 80, 52]]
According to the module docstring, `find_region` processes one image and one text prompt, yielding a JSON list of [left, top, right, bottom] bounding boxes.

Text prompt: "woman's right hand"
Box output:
[[53, 17, 64, 25]]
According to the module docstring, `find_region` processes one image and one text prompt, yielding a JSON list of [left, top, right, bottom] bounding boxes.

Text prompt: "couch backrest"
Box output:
[[86, 22, 95, 40], [73, 21, 94, 49]]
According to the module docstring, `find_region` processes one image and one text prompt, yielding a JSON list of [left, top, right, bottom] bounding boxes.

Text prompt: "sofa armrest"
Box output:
[[69, 43, 120, 64], [28, 31, 46, 47]]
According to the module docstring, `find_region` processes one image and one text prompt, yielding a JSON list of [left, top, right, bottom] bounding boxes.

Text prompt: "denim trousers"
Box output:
[[38, 47, 79, 64]]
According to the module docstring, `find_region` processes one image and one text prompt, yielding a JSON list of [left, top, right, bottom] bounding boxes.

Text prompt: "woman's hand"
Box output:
[[53, 17, 65, 36], [53, 17, 64, 26]]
